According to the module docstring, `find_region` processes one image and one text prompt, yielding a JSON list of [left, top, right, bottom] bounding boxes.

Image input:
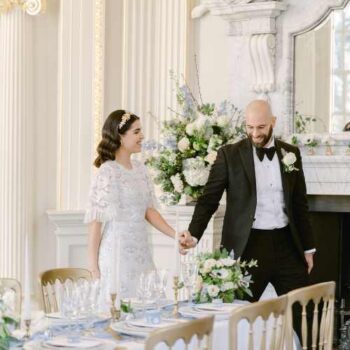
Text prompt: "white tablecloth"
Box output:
[[23, 315, 298, 349]]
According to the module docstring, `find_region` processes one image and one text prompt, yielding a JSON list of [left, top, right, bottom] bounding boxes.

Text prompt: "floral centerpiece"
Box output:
[[146, 74, 245, 205], [0, 299, 17, 350], [194, 249, 257, 303]]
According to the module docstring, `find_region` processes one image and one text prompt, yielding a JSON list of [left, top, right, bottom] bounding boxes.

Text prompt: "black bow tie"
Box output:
[[256, 146, 276, 161]]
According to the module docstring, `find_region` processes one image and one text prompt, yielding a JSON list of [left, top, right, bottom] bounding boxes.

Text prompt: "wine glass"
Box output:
[[157, 269, 169, 300], [148, 270, 163, 309], [136, 273, 152, 317], [181, 261, 198, 305], [61, 284, 80, 343]]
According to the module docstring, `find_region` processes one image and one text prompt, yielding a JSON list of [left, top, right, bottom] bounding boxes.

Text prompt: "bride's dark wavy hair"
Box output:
[[94, 109, 139, 168]]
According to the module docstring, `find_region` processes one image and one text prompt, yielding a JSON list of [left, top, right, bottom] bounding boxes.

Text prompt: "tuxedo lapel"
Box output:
[[275, 139, 290, 205], [239, 139, 257, 195]]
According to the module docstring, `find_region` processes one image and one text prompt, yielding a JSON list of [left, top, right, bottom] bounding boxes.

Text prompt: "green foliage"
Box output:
[[146, 75, 245, 205], [194, 249, 257, 304], [294, 111, 317, 134]]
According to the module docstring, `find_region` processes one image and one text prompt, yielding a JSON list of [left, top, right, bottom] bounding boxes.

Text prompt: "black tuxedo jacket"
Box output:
[[188, 138, 315, 261]]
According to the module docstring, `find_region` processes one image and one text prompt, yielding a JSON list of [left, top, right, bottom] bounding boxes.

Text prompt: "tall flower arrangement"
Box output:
[[146, 74, 245, 205], [0, 300, 17, 350]]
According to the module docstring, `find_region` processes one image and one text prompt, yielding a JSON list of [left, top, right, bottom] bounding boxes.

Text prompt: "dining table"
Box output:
[[9, 298, 298, 350]]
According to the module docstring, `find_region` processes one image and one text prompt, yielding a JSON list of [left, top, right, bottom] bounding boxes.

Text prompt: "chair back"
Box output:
[[0, 278, 21, 315], [285, 281, 335, 350], [144, 316, 214, 350], [229, 295, 288, 350], [38, 268, 92, 313]]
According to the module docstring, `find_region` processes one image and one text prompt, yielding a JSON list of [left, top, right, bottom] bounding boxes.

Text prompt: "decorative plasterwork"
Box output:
[[192, 0, 287, 95], [250, 33, 276, 95], [0, 0, 45, 15], [192, 0, 286, 35]]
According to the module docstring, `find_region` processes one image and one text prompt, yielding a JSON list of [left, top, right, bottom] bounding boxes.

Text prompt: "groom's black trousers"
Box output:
[[241, 225, 311, 346]]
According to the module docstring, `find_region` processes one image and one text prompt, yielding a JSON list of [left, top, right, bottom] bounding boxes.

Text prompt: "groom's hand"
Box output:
[[304, 252, 314, 274], [179, 230, 197, 250]]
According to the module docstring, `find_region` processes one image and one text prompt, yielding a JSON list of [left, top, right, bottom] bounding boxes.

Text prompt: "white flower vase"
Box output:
[[307, 147, 316, 156], [325, 145, 333, 156]]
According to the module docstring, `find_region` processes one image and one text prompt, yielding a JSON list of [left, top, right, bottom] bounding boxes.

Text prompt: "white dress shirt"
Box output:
[[251, 138, 316, 254], [252, 138, 289, 230]]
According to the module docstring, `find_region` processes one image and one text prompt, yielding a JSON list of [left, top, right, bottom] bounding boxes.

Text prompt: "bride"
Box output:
[[85, 110, 191, 299]]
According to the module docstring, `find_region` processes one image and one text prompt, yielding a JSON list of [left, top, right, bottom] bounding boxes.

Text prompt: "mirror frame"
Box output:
[[288, 0, 350, 139]]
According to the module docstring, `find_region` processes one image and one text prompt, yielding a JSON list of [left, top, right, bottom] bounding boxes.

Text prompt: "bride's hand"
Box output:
[[90, 268, 100, 279], [179, 230, 197, 249]]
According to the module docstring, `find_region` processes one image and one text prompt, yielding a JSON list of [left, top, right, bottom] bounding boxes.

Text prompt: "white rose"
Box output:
[[195, 115, 209, 130], [221, 257, 235, 267], [215, 260, 223, 268], [207, 285, 220, 298], [283, 152, 296, 166], [216, 115, 230, 127], [221, 282, 234, 292], [203, 258, 216, 272], [178, 137, 190, 152], [183, 167, 210, 187], [205, 151, 217, 165], [186, 123, 195, 136], [170, 173, 184, 193]]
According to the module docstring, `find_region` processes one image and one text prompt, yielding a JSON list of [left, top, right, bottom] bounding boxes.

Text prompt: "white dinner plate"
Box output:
[[43, 337, 102, 349], [123, 298, 174, 310], [110, 320, 150, 337], [127, 318, 179, 329], [194, 303, 242, 313]]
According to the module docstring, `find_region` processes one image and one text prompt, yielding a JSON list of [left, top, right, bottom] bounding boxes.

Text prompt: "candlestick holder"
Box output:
[[110, 293, 121, 322], [172, 275, 181, 318], [24, 319, 31, 340]]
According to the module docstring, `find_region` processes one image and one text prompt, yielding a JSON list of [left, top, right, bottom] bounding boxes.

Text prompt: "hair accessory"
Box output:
[[119, 112, 132, 129]]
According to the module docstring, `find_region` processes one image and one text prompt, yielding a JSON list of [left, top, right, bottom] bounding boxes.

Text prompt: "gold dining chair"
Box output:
[[285, 281, 335, 350], [38, 268, 92, 313], [144, 316, 214, 350], [0, 278, 21, 315], [229, 295, 288, 350]]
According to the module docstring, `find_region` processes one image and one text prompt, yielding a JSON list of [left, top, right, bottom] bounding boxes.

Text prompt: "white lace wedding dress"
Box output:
[[84, 159, 156, 300]]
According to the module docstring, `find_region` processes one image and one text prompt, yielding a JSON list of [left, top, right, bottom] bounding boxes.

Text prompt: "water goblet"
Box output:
[[136, 273, 152, 317], [181, 261, 198, 305], [157, 269, 169, 300]]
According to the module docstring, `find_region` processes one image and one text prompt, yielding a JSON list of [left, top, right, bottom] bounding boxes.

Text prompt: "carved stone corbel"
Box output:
[[250, 33, 276, 95], [0, 0, 45, 15], [192, 0, 287, 94]]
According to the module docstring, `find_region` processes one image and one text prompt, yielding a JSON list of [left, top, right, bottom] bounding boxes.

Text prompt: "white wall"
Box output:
[[193, 13, 231, 106]]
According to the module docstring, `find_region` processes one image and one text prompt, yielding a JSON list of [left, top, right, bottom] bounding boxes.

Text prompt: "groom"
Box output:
[[183, 100, 316, 302]]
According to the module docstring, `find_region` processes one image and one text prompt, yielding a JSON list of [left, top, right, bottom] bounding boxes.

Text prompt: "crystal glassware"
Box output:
[[181, 261, 198, 305]]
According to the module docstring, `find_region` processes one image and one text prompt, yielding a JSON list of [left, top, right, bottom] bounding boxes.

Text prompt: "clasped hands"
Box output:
[[177, 230, 197, 254]]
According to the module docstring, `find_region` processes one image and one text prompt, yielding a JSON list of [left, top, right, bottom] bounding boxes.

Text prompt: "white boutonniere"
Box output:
[[281, 148, 299, 173]]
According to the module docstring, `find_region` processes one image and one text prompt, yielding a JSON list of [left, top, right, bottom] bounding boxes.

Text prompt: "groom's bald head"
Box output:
[[245, 100, 276, 148]]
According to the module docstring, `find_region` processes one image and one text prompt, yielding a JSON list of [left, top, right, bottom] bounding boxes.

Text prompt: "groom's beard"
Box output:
[[248, 126, 273, 148]]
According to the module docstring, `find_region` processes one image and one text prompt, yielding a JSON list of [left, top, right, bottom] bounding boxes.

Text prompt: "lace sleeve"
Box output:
[[84, 163, 119, 223], [143, 163, 158, 209]]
